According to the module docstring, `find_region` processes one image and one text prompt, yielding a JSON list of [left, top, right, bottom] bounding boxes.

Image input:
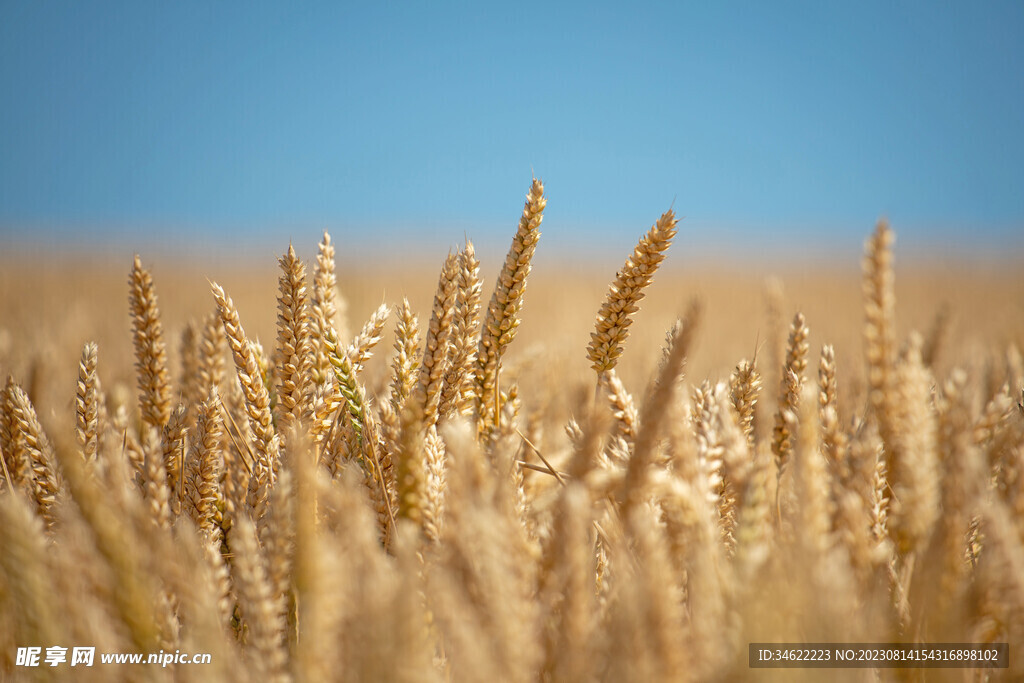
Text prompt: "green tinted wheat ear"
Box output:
[[587, 209, 678, 374], [129, 254, 172, 429], [477, 178, 547, 429], [75, 341, 100, 462], [323, 324, 396, 541], [274, 243, 316, 435]]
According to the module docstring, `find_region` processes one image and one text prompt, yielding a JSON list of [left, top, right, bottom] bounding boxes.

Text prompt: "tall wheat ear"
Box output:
[[587, 209, 678, 375], [129, 254, 172, 430], [476, 178, 546, 433]]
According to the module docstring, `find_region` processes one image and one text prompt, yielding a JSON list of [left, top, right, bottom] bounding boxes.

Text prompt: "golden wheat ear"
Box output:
[[210, 281, 279, 521], [439, 239, 482, 422], [729, 357, 761, 447], [274, 243, 316, 436], [128, 254, 172, 430], [75, 341, 100, 462], [476, 178, 547, 432], [388, 297, 421, 415], [312, 229, 340, 384], [587, 208, 678, 375], [416, 251, 459, 429], [771, 312, 810, 481], [863, 219, 896, 440]]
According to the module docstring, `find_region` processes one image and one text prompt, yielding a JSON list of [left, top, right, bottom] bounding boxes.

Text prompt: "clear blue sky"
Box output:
[[1, 1, 1022, 254]]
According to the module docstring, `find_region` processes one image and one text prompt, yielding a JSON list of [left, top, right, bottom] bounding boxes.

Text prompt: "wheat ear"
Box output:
[[587, 209, 678, 374], [323, 324, 396, 543], [274, 243, 316, 435], [729, 357, 761, 447], [602, 369, 638, 444], [75, 341, 100, 461], [389, 298, 421, 415], [0, 376, 23, 487], [818, 344, 846, 473], [439, 240, 483, 421], [9, 385, 61, 528], [312, 229, 340, 384], [211, 282, 279, 518], [229, 516, 288, 683], [346, 302, 390, 373], [863, 220, 897, 447], [771, 312, 810, 480], [308, 297, 388, 445], [189, 389, 225, 542], [129, 254, 172, 429], [477, 178, 547, 430], [888, 334, 940, 555], [416, 251, 459, 428]]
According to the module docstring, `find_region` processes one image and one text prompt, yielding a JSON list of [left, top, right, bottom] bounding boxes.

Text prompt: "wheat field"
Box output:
[[1, 179, 1023, 681]]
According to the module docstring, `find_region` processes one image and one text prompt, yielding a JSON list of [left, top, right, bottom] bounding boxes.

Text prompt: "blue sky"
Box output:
[[1, 1, 1022, 255]]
